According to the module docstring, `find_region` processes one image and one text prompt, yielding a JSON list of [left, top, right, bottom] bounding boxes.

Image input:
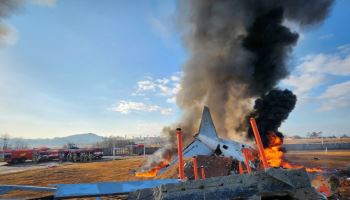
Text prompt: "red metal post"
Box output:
[[192, 156, 199, 180], [176, 128, 185, 180], [201, 166, 206, 180], [238, 162, 244, 174], [242, 148, 252, 174], [250, 117, 269, 170]]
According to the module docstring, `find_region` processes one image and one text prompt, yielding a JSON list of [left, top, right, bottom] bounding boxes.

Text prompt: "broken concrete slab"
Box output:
[[129, 168, 323, 200]]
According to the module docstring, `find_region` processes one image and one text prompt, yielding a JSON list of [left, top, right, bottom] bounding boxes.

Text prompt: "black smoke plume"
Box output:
[[0, 0, 23, 18], [242, 7, 298, 95], [247, 89, 297, 147], [172, 0, 333, 141], [149, 0, 334, 166]]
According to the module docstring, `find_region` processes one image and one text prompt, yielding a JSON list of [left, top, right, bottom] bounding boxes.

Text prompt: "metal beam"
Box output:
[[0, 185, 56, 195], [54, 179, 179, 198]]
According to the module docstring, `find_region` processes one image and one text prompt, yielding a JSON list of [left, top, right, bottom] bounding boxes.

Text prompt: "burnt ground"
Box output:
[[0, 151, 349, 199]]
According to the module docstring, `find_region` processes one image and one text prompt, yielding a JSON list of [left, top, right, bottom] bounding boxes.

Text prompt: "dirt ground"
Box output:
[[0, 161, 62, 175], [1, 151, 349, 199], [285, 150, 350, 170]]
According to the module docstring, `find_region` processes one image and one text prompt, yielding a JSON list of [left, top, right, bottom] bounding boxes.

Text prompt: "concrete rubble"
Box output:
[[129, 168, 323, 200], [183, 155, 236, 180]]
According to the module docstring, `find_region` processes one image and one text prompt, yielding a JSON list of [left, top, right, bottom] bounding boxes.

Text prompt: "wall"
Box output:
[[283, 143, 350, 151]]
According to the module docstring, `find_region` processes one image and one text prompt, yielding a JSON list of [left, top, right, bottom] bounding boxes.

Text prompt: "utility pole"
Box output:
[[1, 133, 10, 150], [143, 136, 146, 158], [113, 139, 115, 160]]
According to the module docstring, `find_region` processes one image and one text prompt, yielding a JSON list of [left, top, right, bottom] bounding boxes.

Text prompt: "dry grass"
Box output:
[[0, 157, 151, 199], [0, 158, 152, 186]]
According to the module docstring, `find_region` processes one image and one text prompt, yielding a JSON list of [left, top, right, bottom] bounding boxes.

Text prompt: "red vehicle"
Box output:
[[0, 148, 53, 164], [58, 147, 103, 162], [0, 146, 103, 164], [92, 148, 104, 159], [0, 149, 33, 164], [48, 149, 60, 161]]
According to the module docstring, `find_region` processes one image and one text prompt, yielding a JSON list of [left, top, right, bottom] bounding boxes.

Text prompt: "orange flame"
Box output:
[[264, 133, 284, 167], [135, 161, 169, 178], [264, 132, 322, 173]]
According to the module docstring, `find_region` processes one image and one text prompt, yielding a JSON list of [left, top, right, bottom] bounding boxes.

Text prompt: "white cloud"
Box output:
[[283, 52, 350, 96], [111, 101, 172, 115], [170, 75, 180, 82], [320, 81, 350, 99], [31, 0, 57, 7], [338, 44, 350, 54], [157, 83, 180, 97], [283, 73, 325, 97], [166, 96, 176, 103], [134, 73, 181, 103], [283, 49, 350, 111], [112, 73, 180, 117], [156, 78, 169, 85], [299, 53, 350, 75], [135, 80, 156, 94], [318, 81, 350, 111]]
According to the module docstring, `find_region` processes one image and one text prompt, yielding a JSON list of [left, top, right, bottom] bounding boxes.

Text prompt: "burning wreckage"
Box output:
[[0, 0, 343, 199], [130, 106, 329, 199], [136, 106, 258, 179], [0, 107, 334, 199], [137, 94, 321, 179]]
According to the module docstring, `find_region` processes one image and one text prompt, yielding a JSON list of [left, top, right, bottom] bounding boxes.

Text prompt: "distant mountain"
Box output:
[[9, 133, 105, 148]]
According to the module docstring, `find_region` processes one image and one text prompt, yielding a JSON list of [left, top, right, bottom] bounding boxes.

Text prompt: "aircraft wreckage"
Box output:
[[0, 107, 327, 199]]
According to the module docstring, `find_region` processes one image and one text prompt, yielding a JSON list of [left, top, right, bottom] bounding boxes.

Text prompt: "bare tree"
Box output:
[[293, 135, 302, 139], [1, 133, 11, 150], [12, 138, 28, 150], [95, 136, 134, 156], [307, 131, 323, 138], [93, 141, 103, 148]]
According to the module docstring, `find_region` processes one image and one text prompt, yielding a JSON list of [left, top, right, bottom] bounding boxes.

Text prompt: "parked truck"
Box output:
[[59, 147, 103, 162], [0, 146, 103, 165], [0, 149, 34, 164]]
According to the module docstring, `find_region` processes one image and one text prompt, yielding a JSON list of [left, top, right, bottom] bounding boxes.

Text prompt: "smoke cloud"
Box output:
[[0, 0, 24, 47], [161, 0, 333, 150], [247, 89, 297, 147]]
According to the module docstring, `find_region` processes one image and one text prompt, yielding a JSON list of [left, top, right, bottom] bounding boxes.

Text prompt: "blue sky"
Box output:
[[0, 0, 349, 138]]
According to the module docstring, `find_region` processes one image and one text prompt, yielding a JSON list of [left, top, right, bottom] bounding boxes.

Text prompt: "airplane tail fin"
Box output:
[[158, 106, 218, 175], [197, 106, 219, 139]]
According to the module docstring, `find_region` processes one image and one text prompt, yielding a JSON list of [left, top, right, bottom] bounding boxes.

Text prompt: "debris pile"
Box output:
[[129, 168, 322, 200], [183, 156, 236, 180], [338, 177, 350, 199]]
